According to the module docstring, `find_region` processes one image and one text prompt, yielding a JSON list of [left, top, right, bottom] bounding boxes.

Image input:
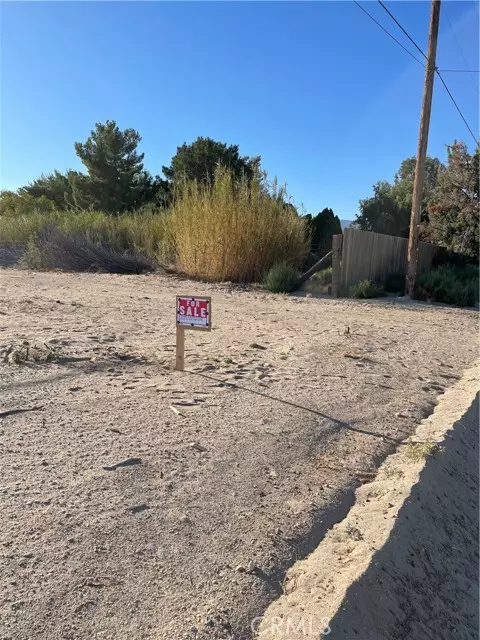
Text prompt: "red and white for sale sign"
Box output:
[[176, 296, 212, 331]]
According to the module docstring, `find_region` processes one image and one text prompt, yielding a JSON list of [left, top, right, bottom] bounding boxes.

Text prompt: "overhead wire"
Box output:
[[354, 0, 479, 144], [438, 69, 480, 74], [377, 0, 428, 61], [352, 0, 424, 67], [435, 72, 478, 144]]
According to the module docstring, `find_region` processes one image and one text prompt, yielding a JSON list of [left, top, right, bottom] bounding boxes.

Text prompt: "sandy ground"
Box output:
[[0, 270, 478, 640], [257, 365, 479, 639]]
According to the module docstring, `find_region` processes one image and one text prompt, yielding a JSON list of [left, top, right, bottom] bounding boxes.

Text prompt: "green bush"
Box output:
[[416, 266, 479, 307], [385, 272, 405, 293], [350, 279, 385, 299], [265, 262, 300, 293], [312, 267, 332, 286]]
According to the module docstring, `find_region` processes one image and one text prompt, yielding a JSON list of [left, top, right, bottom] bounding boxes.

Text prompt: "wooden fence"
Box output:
[[339, 228, 444, 289]]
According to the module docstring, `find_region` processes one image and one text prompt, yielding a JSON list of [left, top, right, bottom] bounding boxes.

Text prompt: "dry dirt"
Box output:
[[0, 270, 478, 640], [258, 365, 479, 639]]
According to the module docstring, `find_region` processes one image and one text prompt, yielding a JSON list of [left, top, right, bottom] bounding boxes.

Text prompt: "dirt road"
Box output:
[[0, 271, 477, 639]]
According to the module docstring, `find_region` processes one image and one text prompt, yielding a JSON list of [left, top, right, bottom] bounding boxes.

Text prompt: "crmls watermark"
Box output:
[[251, 615, 331, 636]]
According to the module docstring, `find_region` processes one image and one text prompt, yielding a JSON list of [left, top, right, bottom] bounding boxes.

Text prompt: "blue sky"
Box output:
[[1, 1, 478, 219]]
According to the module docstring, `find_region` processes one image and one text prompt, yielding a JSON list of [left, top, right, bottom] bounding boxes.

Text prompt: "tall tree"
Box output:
[[73, 120, 147, 214], [163, 137, 261, 186], [426, 141, 479, 259], [355, 156, 442, 237], [356, 181, 408, 237], [303, 208, 342, 268], [309, 208, 342, 257]]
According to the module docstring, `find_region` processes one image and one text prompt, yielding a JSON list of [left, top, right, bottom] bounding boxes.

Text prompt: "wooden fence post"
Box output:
[[331, 234, 342, 297]]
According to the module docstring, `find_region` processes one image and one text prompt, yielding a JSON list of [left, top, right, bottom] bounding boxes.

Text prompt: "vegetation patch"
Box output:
[[168, 169, 307, 283], [416, 265, 479, 307], [2, 342, 61, 365], [406, 440, 441, 462], [265, 262, 300, 293], [19, 225, 156, 274], [311, 267, 332, 286], [349, 279, 385, 299]]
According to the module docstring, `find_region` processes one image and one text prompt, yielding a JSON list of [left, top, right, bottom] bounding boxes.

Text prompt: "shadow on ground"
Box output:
[[328, 394, 479, 640]]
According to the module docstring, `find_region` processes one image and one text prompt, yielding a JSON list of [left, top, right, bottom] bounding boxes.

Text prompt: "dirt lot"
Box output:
[[258, 366, 479, 639], [0, 270, 478, 640]]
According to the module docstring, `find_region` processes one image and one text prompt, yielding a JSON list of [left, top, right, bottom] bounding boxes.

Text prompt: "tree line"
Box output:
[[1, 119, 478, 260], [3, 121, 262, 216], [355, 142, 479, 260]]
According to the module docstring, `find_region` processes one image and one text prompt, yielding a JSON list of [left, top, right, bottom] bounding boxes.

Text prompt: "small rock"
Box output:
[[129, 503, 150, 514], [103, 457, 142, 471], [235, 564, 246, 573], [189, 442, 207, 453]]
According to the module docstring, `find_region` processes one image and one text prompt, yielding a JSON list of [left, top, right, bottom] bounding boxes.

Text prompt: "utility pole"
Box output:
[[405, 0, 441, 298]]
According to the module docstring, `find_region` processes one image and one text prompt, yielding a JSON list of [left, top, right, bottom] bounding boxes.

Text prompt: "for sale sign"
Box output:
[[176, 296, 212, 331]]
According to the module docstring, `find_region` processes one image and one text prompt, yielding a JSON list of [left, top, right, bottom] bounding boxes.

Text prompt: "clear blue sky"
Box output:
[[1, 1, 478, 220]]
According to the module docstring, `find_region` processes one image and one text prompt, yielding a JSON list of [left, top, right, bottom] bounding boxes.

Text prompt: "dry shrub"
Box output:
[[22, 225, 156, 274], [166, 168, 309, 282], [0, 211, 171, 264], [0, 244, 25, 267]]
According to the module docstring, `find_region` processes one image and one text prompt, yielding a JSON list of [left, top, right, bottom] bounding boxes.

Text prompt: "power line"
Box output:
[[439, 69, 480, 74], [352, 1, 424, 67], [377, 0, 428, 61], [435, 71, 478, 144], [375, 0, 478, 144]]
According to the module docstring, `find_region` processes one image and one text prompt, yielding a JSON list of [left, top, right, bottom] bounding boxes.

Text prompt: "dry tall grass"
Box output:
[[0, 211, 170, 263], [0, 169, 309, 280], [167, 168, 309, 282]]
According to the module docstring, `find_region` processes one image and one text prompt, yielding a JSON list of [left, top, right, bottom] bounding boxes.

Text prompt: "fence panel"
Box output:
[[340, 228, 443, 289]]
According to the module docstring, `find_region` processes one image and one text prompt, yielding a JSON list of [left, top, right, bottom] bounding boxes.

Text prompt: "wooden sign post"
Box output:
[[175, 296, 212, 371]]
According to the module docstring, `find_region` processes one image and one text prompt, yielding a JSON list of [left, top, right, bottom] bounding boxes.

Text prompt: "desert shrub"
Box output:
[[0, 168, 308, 281], [0, 210, 171, 265], [311, 267, 332, 286], [0, 244, 25, 267], [166, 167, 309, 282], [385, 272, 405, 293], [265, 262, 300, 293], [20, 237, 52, 270], [0, 211, 64, 245], [416, 265, 479, 307], [350, 279, 385, 299], [21, 225, 156, 274]]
